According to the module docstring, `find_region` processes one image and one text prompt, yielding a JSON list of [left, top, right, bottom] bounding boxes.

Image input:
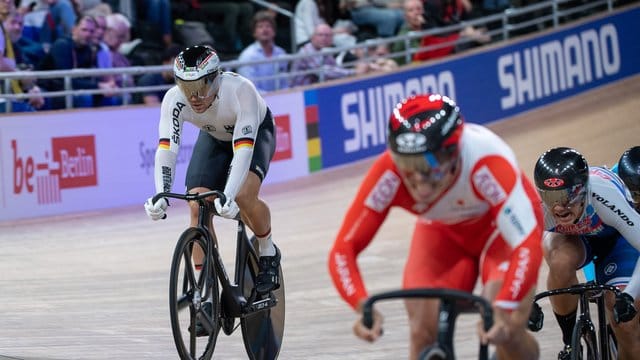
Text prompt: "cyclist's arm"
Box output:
[[471, 156, 544, 311], [222, 80, 264, 201], [591, 175, 640, 298], [328, 154, 399, 310], [154, 87, 184, 193]]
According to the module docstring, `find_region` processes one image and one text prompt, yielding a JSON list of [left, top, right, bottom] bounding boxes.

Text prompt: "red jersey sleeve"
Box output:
[[328, 152, 403, 310], [471, 155, 544, 310]]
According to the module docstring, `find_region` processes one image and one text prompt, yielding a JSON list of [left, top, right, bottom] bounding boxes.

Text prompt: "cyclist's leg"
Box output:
[[235, 109, 279, 292], [403, 221, 477, 360], [236, 172, 272, 254], [596, 234, 640, 360], [236, 108, 276, 257], [543, 232, 586, 348]]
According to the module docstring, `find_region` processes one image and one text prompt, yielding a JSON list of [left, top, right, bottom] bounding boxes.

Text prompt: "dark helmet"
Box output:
[[618, 146, 640, 207], [534, 147, 589, 208], [173, 45, 221, 98], [618, 146, 640, 192], [387, 94, 463, 155]]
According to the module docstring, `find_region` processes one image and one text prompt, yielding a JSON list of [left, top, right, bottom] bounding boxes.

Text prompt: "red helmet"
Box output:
[[387, 94, 464, 180], [388, 94, 464, 155]]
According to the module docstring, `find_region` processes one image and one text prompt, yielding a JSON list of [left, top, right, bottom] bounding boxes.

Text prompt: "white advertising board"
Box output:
[[0, 91, 308, 221]]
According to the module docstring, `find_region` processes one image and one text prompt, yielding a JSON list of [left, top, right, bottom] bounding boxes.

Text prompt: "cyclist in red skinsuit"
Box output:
[[328, 94, 544, 360]]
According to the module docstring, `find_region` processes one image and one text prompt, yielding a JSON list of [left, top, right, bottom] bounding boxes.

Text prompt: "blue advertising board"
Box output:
[[306, 7, 640, 170]]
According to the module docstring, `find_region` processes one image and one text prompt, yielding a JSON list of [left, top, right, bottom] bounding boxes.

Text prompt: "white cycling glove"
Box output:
[[214, 196, 239, 219], [144, 197, 168, 220]]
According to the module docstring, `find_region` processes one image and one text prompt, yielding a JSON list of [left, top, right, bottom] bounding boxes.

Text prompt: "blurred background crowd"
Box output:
[[1, 0, 635, 112]]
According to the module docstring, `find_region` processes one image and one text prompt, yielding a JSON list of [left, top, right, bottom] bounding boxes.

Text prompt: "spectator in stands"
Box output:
[[357, 40, 398, 73], [392, 0, 424, 65], [136, 43, 181, 105], [99, 12, 134, 105], [37, 15, 103, 109], [1, 0, 17, 73], [339, 0, 404, 38], [260, 0, 295, 51], [237, 10, 289, 93], [4, 6, 46, 68], [46, 0, 78, 39], [290, 23, 366, 87], [199, 0, 254, 53], [294, 0, 326, 49], [19, 1, 50, 46], [138, 0, 173, 47], [412, 0, 490, 62], [336, 36, 397, 74], [1, 3, 44, 112], [332, 18, 358, 48], [85, 6, 111, 71], [20, 0, 77, 52]]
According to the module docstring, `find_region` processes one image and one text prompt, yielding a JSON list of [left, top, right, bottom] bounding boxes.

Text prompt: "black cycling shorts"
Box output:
[[185, 108, 276, 191]]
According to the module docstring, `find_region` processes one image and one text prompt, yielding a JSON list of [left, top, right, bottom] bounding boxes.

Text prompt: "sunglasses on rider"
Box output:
[[539, 184, 587, 209]]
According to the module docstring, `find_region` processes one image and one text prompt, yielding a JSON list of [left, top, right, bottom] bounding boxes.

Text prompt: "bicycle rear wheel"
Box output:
[[570, 319, 599, 360], [169, 228, 220, 360], [240, 237, 286, 360]]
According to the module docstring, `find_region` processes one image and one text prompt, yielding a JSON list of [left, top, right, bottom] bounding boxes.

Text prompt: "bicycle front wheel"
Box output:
[[419, 345, 450, 360], [169, 228, 220, 360], [240, 237, 286, 360], [571, 318, 599, 360]]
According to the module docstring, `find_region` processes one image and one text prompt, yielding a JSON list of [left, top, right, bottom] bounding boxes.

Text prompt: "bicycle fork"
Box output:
[[436, 300, 459, 358]]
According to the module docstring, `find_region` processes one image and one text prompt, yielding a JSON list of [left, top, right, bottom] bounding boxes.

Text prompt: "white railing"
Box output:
[[0, 0, 625, 112]]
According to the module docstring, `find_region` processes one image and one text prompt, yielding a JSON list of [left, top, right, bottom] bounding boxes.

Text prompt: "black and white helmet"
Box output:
[[174, 45, 221, 98]]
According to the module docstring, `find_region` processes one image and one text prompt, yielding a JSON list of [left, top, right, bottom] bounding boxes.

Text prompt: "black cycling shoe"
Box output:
[[256, 246, 281, 294], [557, 344, 572, 360], [189, 302, 212, 337]]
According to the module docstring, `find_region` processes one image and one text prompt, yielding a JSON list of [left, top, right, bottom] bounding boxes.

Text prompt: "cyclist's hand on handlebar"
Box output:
[[144, 197, 168, 220], [213, 195, 239, 219], [613, 292, 637, 323], [478, 306, 512, 346], [354, 307, 383, 343]]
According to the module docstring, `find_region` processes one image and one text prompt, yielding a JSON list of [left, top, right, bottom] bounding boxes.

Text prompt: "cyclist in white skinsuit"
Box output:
[[144, 45, 281, 294]]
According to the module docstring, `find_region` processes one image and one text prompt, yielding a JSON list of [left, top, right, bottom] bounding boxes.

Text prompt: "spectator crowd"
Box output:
[[1, 0, 610, 112]]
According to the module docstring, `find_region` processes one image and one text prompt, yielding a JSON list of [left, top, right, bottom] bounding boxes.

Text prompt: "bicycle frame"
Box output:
[[362, 288, 494, 360], [158, 190, 285, 360], [532, 281, 621, 360], [154, 191, 276, 318]]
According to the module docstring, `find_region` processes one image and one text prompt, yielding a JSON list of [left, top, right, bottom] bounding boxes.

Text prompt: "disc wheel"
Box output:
[[240, 237, 286, 360]]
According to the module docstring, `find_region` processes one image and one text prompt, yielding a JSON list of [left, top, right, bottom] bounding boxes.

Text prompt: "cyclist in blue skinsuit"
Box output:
[[533, 147, 640, 360], [583, 146, 640, 282]]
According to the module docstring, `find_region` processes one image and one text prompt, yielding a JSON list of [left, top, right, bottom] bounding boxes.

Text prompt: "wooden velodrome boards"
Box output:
[[0, 75, 638, 359]]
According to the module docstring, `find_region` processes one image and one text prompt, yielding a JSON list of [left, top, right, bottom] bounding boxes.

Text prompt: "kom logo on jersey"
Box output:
[[12, 135, 98, 204]]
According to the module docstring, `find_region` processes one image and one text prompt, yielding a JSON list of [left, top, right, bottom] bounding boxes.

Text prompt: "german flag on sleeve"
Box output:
[[234, 138, 254, 151], [159, 138, 170, 150]]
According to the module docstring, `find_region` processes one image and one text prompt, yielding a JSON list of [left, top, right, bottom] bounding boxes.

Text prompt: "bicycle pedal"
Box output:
[[221, 316, 236, 336], [189, 322, 211, 337]]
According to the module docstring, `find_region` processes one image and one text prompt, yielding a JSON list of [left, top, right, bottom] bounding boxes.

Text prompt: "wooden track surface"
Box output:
[[1, 75, 638, 360]]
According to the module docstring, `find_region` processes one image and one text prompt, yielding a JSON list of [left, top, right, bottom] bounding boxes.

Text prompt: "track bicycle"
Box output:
[[153, 190, 285, 360], [528, 281, 620, 360], [362, 288, 494, 360]]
